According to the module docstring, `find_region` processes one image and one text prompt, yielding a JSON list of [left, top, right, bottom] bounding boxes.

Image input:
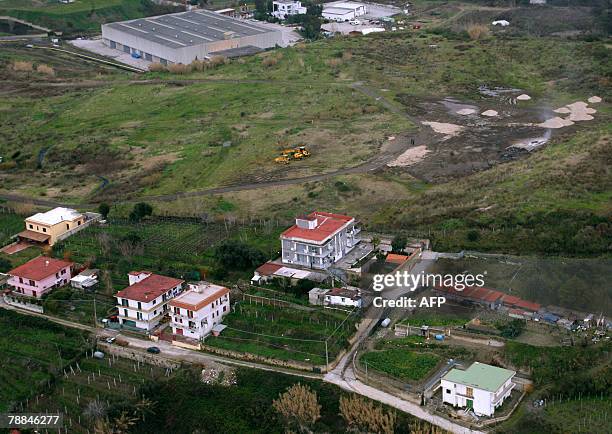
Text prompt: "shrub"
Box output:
[[12, 61, 33, 72], [262, 56, 278, 67], [168, 63, 191, 74], [466, 24, 490, 40], [325, 58, 343, 68], [209, 55, 227, 67], [36, 64, 55, 76], [148, 62, 167, 72]]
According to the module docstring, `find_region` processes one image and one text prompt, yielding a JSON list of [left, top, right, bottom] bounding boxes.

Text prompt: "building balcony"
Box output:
[[492, 383, 515, 405]]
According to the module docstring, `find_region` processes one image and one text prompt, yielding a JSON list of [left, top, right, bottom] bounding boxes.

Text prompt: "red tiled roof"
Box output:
[[281, 211, 353, 243], [9, 256, 73, 281], [512, 298, 541, 312], [255, 262, 283, 276], [116, 273, 184, 302], [502, 295, 541, 312], [327, 287, 360, 300], [482, 289, 504, 303], [386, 253, 409, 264]]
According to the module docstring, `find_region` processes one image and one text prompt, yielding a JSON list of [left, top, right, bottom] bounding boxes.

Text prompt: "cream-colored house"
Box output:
[[20, 207, 86, 246]]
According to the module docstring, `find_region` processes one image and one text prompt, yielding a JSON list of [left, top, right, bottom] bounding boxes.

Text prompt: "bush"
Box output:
[[168, 63, 191, 74], [148, 63, 167, 72], [12, 61, 33, 72], [36, 64, 55, 76], [466, 24, 490, 40]]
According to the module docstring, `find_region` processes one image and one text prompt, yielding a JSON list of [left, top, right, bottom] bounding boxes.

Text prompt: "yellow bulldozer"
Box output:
[[274, 145, 311, 163]]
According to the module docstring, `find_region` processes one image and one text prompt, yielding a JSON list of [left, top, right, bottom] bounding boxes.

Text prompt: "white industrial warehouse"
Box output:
[[101, 10, 283, 65], [322, 1, 367, 22]]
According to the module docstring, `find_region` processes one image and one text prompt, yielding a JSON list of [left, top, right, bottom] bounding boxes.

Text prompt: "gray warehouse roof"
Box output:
[[104, 10, 274, 49]]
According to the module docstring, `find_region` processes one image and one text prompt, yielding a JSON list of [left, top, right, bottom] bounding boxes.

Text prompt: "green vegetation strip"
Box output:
[[360, 349, 440, 382]]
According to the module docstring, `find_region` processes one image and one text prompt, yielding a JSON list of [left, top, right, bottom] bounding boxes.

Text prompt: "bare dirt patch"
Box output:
[[387, 145, 431, 167]]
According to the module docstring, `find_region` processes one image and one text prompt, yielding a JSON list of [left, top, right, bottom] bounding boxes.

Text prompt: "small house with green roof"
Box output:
[[441, 362, 515, 416]]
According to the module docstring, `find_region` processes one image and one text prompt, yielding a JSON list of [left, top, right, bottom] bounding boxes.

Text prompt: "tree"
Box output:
[[339, 395, 396, 434], [273, 383, 321, 433], [371, 236, 381, 251], [98, 202, 110, 219], [391, 234, 407, 253], [129, 202, 153, 222], [214, 240, 266, 270], [0, 257, 11, 273], [466, 229, 480, 242]]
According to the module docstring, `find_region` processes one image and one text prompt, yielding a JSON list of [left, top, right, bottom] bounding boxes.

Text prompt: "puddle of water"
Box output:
[[508, 131, 551, 152]]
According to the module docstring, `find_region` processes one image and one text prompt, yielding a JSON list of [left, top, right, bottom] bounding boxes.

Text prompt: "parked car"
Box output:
[[147, 346, 161, 354], [105, 337, 116, 344], [349, 19, 361, 25]]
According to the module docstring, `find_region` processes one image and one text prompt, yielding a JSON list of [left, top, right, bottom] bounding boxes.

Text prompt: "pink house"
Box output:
[[8, 256, 73, 298]]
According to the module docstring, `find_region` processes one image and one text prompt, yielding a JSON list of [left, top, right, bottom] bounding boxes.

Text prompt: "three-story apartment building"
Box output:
[[7, 256, 73, 298], [280, 211, 360, 269], [170, 281, 230, 340], [115, 271, 184, 331]]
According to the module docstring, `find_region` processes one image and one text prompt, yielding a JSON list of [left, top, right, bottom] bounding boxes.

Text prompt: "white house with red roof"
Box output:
[[115, 271, 184, 331], [170, 281, 230, 340], [280, 211, 360, 269], [7, 256, 73, 298]]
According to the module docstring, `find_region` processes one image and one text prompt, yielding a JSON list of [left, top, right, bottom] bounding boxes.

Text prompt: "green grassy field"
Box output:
[[0, 0, 182, 34], [360, 349, 440, 382], [0, 211, 23, 247], [0, 308, 90, 412], [206, 303, 360, 365], [399, 311, 472, 327]]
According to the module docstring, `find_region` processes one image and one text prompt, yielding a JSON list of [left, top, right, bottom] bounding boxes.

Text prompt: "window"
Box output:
[[42, 228, 47, 232], [33, 290, 37, 297], [466, 387, 474, 398], [29, 224, 33, 229], [137, 312, 143, 320], [19, 277, 23, 284], [61, 269, 66, 275], [123, 309, 128, 316], [446, 389, 451, 394], [66, 224, 70, 230], [29, 280, 35, 286], [137, 302, 142, 310], [121, 299, 128, 307], [223, 306, 227, 312], [78, 221, 81, 226], [188, 310, 193, 318]]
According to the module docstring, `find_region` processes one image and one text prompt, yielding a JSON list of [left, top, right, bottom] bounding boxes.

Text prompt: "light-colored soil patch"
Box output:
[[588, 96, 602, 103], [481, 109, 498, 117], [387, 145, 430, 167], [537, 117, 574, 129], [566, 101, 596, 121], [516, 94, 531, 101], [456, 108, 477, 115], [553, 107, 571, 114], [422, 121, 464, 138]]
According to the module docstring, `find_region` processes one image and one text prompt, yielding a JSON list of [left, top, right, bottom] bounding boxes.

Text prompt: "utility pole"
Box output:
[[93, 294, 98, 328], [325, 339, 329, 369]]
